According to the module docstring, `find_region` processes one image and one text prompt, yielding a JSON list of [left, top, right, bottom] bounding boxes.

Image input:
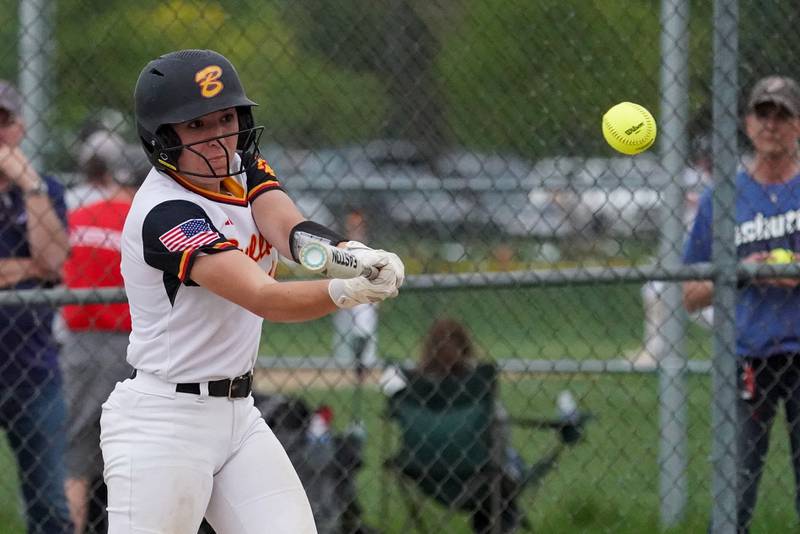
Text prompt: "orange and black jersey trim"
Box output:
[[245, 156, 282, 203], [165, 155, 282, 207]]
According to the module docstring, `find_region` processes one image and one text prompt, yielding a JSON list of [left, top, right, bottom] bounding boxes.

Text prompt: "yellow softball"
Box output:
[[602, 102, 657, 155], [767, 248, 795, 264]]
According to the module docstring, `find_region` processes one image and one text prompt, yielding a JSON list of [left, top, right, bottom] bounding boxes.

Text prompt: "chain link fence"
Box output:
[[2, 0, 800, 532]]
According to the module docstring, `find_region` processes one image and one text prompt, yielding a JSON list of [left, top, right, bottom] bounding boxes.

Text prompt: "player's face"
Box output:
[[745, 103, 800, 159], [173, 108, 239, 177]]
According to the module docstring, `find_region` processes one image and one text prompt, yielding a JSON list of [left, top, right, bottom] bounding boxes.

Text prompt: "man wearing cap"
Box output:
[[0, 79, 72, 533], [683, 75, 800, 533]]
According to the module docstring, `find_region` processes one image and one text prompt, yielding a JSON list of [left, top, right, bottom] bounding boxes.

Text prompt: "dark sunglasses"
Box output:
[[753, 102, 795, 121]]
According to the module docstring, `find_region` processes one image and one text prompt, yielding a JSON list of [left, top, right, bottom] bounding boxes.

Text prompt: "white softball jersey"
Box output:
[[120, 165, 280, 383]]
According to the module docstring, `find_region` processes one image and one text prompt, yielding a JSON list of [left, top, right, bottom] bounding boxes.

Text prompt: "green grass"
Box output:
[[0, 438, 23, 534], [300, 376, 797, 534], [261, 283, 712, 362]]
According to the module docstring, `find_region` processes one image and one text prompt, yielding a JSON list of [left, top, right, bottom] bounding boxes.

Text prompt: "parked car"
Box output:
[[525, 155, 669, 238], [264, 143, 671, 240]]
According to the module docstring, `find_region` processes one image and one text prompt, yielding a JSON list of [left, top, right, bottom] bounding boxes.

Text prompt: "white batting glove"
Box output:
[[328, 273, 399, 309], [342, 241, 405, 289]]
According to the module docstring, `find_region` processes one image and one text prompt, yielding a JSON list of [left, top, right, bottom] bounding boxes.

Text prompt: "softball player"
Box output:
[[100, 49, 404, 534]]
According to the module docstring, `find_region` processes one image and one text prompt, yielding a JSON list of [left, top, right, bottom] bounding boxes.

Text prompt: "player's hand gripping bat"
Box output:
[[299, 242, 379, 280]]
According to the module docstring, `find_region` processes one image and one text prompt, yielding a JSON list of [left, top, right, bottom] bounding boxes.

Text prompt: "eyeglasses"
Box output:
[[753, 103, 795, 121], [0, 109, 17, 128]]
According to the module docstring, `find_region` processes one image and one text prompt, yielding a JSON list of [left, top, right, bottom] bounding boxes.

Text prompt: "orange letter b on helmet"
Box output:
[[195, 65, 224, 98]]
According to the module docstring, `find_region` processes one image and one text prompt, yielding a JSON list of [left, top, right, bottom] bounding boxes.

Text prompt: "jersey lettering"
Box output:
[[194, 65, 224, 98], [225, 235, 272, 262], [256, 158, 276, 177], [70, 226, 122, 251], [734, 209, 800, 246], [245, 234, 272, 262]]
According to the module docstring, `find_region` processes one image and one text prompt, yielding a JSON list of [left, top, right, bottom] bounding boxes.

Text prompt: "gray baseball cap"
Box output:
[[0, 80, 22, 116], [747, 75, 800, 116]]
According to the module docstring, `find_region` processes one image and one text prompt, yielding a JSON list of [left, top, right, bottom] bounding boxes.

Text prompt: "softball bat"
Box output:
[[299, 242, 379, 280]]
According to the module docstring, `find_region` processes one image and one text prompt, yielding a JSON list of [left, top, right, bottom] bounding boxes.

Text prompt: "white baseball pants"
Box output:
[[100, 372, 317, 534]]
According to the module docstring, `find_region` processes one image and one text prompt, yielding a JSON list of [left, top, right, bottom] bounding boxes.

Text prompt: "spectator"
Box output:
[[0, 80, 72, 532], [60, 150, 146, 533], [332, 209, 379, 366], [65, 129, 127, 210], [380, 318, 525, 533], [682, 75, 800, 533]]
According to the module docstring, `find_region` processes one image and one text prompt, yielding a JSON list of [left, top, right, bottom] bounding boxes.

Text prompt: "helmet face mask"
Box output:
[[134, 49, 263, 179], [153, 120, 264, 179]]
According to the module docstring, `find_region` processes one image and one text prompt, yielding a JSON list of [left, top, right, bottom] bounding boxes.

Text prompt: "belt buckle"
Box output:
[[228, 372, 253, 399]]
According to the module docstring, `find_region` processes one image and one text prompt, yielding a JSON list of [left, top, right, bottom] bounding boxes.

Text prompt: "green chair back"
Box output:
[[388, 363, 497, 507]]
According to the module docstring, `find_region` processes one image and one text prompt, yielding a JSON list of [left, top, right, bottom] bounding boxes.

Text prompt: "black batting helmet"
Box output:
[[134, 49, 263, 178]]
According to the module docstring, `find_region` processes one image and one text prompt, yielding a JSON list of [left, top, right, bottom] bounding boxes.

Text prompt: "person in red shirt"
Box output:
[[60, 143, 145, 534]]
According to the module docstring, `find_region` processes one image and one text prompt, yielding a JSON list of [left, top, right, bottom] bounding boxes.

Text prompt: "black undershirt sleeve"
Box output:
[[288, 220, 347, 263]]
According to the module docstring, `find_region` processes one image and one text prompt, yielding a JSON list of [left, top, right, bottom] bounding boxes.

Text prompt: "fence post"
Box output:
[[710, 0, 739, 531], [18, 0, 54, 172], [657, 0, 690, 527]]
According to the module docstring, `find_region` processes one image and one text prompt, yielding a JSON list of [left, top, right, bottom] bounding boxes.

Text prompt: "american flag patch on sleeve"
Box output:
[[159, 218, 219, 252]]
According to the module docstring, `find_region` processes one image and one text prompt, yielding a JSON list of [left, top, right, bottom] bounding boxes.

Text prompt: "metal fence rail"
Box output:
[[5, 261, 800, 305], [253, 355, 715, 376]]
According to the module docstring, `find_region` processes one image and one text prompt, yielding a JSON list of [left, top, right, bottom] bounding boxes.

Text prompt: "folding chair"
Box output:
[[384, 363, 586, 534]]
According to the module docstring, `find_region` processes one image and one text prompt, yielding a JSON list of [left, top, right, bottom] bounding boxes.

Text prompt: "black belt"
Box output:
[[131, 370, 253, 399]]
